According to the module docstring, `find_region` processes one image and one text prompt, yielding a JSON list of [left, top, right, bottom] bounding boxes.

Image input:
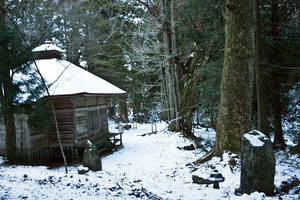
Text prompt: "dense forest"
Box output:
[[0, 0, 300, 199], [0, 0, 299, 158]]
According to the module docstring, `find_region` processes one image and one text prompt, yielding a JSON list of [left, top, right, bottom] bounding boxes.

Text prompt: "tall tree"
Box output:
[[259, 0, 300, 148], [130, 0, 180, 129], [270, 0, 285, 148], [160, 0, 180, 131], [177, 0, 224, 130], [0, 0, 18, 158], [215, 0, 256, 156], [255, 0, 269, 137], [0, 0, 45, 159], [132, 0, 224, 137], [0, 0, 19, 158]]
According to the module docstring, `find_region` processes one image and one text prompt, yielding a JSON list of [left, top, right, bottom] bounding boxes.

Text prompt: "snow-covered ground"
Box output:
[[0, 122, 299, 200]]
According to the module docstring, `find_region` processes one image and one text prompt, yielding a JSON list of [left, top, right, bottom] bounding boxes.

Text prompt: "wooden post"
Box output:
[[120, 133, 123, 146], [151, 122, 157, 133], [151, 123, 153, 133], [132, 121, 137, 129], [119, 122, 124, 133]]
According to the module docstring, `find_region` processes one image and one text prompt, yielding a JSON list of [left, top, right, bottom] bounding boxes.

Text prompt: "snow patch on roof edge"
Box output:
[[32, 43, 65, 53]]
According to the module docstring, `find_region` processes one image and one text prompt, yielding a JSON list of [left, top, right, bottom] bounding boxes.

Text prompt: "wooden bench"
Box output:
[[94, 132, 123, 155], [95, 141, 109, 154], [108, 132, 123, 146]]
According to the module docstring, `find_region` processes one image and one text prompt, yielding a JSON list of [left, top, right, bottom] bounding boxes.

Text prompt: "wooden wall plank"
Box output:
[[74, 97, 86, 108], [31, 134, 48, 148], [97, 96, 106, 105], [52, 97, 73, 110], [0, 122, 6, 152], [1, 114, 33, 151], [86, 96, 97, 107], [47, 103, 75, 146]]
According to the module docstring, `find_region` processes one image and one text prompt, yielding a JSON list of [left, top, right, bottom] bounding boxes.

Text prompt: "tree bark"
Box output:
[[161, 68, 171, 121], [3, 73, 17, 157], [138, 0, 199, 136], [0, 0, 3, 26], [176, 45, 202, 138], [161, 0, 180, 131], [270, 0, 285, 148], [255, 0, 269, 137], [215, 0, 255, 156], [272, 74, 285, 147], [119, 94, 128, 123]]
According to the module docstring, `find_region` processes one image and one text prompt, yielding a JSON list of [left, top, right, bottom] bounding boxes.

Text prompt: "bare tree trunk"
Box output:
[[272, 74, 285, 147], [161, 0, 179, 131], [255, 0, 269, 137], [161, 70, 171, 121], [270, 0, 285, 148], [119, 94, 128, 123], [0, 0, 4, 28], [170, 0, 180, 131], [134, 0, 209, 137], [164, 63, 175, 122], [215, 0, 256, 157], [136, 0, 197, 135]]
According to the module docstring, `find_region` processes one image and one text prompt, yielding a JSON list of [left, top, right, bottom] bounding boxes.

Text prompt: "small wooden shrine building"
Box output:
[[0, 42, 125, 163]]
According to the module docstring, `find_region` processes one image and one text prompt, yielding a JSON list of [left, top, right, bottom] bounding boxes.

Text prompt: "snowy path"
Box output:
[[0, 123, 299, 200], [103, 123, 204, 199]]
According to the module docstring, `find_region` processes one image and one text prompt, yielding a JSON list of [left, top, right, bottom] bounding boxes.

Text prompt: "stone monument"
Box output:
[[82, 140, 102, 171], [240, 130, 275, 195]]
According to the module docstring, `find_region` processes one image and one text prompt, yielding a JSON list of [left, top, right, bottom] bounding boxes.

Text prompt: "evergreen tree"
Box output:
[[255, 0, 269, 137], [177, 0, 224, 129], [259, 0, 300, 149], [0, 0, 45, 159]]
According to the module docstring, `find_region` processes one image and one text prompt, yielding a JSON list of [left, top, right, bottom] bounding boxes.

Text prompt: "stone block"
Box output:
[[240, 130, 275, 195], [82, 140, 102, 171]]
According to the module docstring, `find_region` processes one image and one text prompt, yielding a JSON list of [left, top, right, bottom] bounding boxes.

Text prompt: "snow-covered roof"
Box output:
[[32, 59, 126, 97], [32, 43, 65, 53], [15, 43, 125, 100]]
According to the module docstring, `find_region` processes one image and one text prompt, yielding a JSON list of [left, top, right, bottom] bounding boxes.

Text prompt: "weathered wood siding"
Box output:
[[74, 96, 109, 147], [48, 96, 109, 148], [52, 97, 73, 110], [0, 95, 110, 162], [0, 114, 47, 154], [73, 96, 106, 109], [48, 97, 75, 147], [0, 115, 31, 152], [15, 114, 31, 150], [0, 119, 6, 153]]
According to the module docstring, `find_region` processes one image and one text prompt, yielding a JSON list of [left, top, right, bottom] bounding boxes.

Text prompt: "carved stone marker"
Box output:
[[82, 140, 102, 171], [241, 130, 275, 195]]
